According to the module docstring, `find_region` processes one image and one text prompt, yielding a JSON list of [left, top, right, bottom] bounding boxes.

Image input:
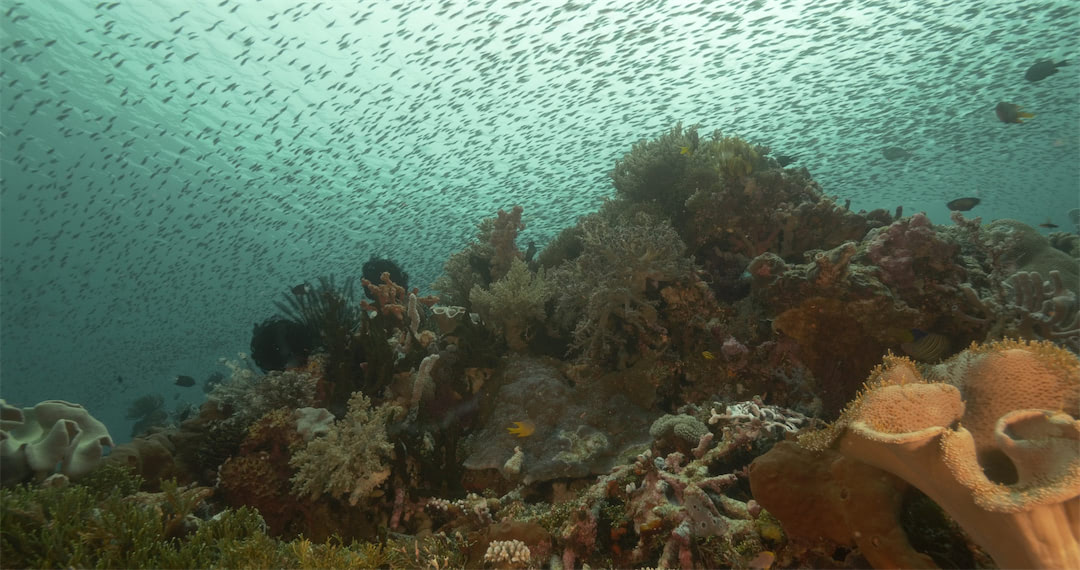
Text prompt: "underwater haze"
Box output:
[[1, 0, 1077, 436]]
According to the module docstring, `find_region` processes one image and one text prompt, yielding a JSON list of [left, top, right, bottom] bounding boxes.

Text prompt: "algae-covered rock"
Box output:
[[462, 357, 655, 484]]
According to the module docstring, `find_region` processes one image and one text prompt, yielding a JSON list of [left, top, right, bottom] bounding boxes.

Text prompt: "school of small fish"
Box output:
[[0, 0, 1076, 418]]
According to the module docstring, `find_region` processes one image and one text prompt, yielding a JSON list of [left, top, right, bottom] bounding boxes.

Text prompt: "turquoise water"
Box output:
[[1, 0, 1077, 436]]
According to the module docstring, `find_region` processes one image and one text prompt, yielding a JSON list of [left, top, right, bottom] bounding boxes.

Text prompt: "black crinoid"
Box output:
[[272, 276, 369, 414]]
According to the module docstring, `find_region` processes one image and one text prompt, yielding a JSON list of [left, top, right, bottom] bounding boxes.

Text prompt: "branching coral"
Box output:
[[554, 212, 694, 367], [289, 392, 402, 506], [469, 257, 553, 352], [797, 339, 1080, 569], [434, 206, 529, 305]]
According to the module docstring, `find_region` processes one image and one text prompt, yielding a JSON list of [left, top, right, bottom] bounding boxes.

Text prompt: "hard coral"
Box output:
[[864, 213, 964, 294], [462, 356, 654, 487], [800, 339, 1080, 569]]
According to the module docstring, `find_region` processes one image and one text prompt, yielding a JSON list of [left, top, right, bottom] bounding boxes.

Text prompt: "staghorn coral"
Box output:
[[554, 400, 805, 568], [1, 399, 114, 486], [470, 257, 553, 352], [289, 392, 402, 506], [797, 339, 1080, 569]]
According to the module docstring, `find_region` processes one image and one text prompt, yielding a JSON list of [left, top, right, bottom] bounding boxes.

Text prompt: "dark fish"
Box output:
[[946, 197, 980, 211], [995, 101, 1034, 124], [881, 146, 912, 160], [775, 154, 798, 167], [174, 374, 196, 387], [1024, 59, 1068, 82], [1038, 219, 1058, 229], [291, 283, 310, 295]]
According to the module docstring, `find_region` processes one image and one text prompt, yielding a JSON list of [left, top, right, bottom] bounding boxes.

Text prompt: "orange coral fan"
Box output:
[[800, 339, 1080, 569]]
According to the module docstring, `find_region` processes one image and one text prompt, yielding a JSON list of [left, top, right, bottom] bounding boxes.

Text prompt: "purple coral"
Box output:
[[865, 213, 962, 292]]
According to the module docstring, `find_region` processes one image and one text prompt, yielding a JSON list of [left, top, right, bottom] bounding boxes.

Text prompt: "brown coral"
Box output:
[[749, 441, 937, 569]]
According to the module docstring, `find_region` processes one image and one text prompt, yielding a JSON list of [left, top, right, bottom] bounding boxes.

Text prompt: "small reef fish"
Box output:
[[174, 375, 197, 387], [881, 146, 912, 160], [774, 154, 798, 167], [1038, 218, 1059, 229], [680, 146, 692, 155], [507, 420, 535, 438], [701, 351, 715, 360], [995, 101, 1034, 123], [899, 329, 951, 363], [1024, 59, 1068, 82], [291, 283, 310, 296], [747, 550, 776, 570], [946, 197, 980, 211]]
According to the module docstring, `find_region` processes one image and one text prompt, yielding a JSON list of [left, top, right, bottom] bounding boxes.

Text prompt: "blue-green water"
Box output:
[[1, 0, 1077, 437]]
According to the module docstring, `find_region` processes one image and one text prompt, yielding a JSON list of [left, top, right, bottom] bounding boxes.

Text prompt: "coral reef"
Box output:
[[462, 356, 655, 487], [434, 206, 529, 305], [17, 124, 1080, 570], [552, 211, 698, 367]]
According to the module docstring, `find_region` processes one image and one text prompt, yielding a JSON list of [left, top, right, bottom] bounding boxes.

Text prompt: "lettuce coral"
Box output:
[[289, 392, 402, 506]]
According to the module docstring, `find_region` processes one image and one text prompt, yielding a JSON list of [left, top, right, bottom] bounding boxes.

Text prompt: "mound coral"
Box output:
[[797, 339, 1080, 569], [1, 399, 114, 486]]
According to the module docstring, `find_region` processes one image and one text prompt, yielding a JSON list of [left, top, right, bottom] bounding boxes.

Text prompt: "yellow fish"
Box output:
[[701, 351, 715, 360], [747, 551, 775, 570], [507, 420, 535, 438], [680, 146, 692, 155]]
